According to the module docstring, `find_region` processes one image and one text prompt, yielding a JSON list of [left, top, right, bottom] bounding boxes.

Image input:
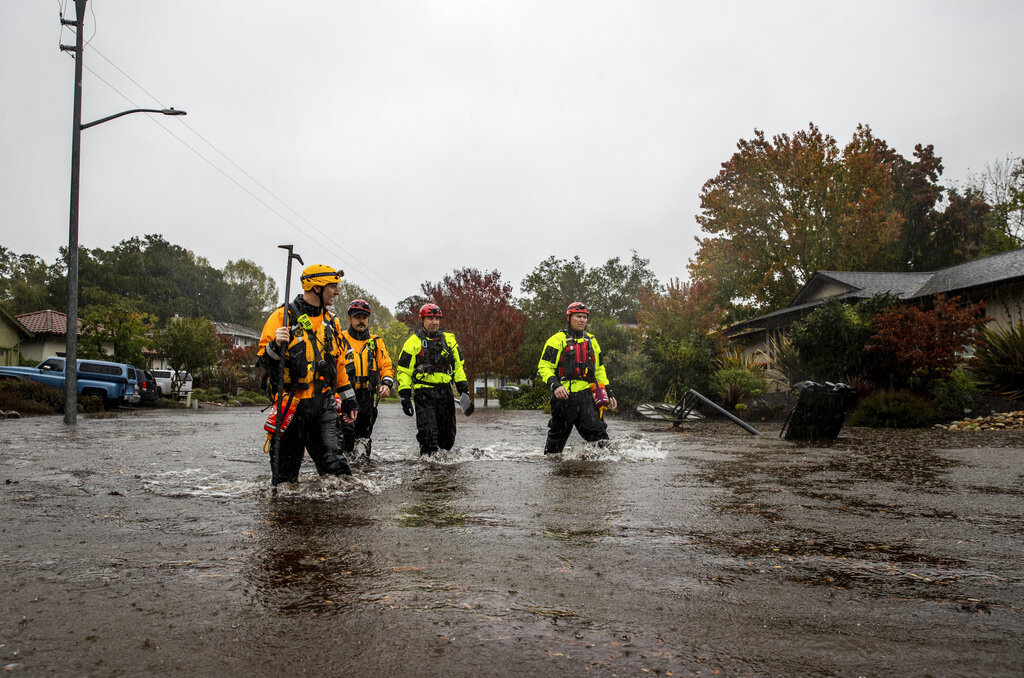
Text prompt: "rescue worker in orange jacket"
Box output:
[[537, 302, 618, 454], [395, 303, 468, 456], [337, 298, 395, 459], [257, 264, 358, 484]]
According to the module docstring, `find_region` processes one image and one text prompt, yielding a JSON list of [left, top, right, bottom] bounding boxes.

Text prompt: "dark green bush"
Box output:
[[0, 380, 103, 415], [499, 380, 550, 410], [971, 321, 1024, 399], [712, 366, 765, 409], [929, 369, 978, 419], [847, 389, 935, 428], [606, 350, 657, 413], [789, 294, 896, 382]]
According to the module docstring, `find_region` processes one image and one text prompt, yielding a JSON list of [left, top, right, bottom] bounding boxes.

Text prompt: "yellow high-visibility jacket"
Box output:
[[395, 331, 467, 392], [537, 330, 609, 394]]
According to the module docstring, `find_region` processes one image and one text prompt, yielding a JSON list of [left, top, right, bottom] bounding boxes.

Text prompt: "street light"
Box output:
[[61, 0, 186, 424]]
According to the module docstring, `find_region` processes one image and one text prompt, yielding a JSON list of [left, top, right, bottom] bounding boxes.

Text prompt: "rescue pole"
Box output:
[[271, 245, 303, 494]]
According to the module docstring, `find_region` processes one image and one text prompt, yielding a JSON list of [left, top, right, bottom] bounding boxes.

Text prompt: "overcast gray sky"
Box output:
[[3, 1, 1023, 312]]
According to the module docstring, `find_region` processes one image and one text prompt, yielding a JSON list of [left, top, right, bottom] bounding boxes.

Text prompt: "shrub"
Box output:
[[847, 389, 935, 428], [757, 334, 808, 389], [789, 294, 895, 382], [929, 369, 978, 419], [711, 366, 765, 409], [499, 380, 551, 410], [866, 294, 987, 390], [0, 380, 102, 415], [971, 321, 1024, 399], [607, 350, 658, 413]]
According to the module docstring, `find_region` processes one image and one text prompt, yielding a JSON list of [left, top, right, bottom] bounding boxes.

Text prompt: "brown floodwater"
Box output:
[[1, 404, 1022, 676]]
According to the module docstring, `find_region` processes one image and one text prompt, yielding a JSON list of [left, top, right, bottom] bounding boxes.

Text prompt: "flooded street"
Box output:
[[1, 404, 1022, 676]]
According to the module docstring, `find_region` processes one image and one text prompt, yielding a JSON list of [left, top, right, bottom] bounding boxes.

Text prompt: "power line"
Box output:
[[73, 42, 404, 300]]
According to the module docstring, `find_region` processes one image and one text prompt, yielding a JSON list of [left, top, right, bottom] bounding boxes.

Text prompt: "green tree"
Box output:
[[516, 252, 658, 378], [788, 294, 896, 382], [0, 248, 54, 314], [330, 280, 395, 331], [78, 299, 156, 367], [153, 317, 220, 397], [632, 279, 726, 404], [223, 259, 278, 329]]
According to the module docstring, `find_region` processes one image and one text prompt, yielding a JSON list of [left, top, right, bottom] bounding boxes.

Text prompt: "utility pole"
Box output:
[[60, 0, 87, 425]]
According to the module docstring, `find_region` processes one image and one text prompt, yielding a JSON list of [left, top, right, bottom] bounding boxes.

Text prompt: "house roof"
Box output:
[[727, 248, 1024, 337], [212, 321, 260, 340], [16, 309, 82, 336], [792, 248, 1024, 308], [0, 304, 33, 338]]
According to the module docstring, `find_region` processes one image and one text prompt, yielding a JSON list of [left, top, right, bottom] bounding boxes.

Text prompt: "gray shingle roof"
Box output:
[[726, 248, 1024, 337], [913, 247, 1024, 297]]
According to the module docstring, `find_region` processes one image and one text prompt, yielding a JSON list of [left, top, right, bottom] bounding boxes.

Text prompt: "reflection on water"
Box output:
[[396, 466, 467, 528], [244, 499, 382, 616]]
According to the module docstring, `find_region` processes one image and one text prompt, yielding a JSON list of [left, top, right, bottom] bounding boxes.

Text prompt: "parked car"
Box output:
[[151, 369, 193, 398], [498, 384, 521, 393], [138, 370, 158, 402], [125, 367, 142, 405], [0, 356, 138, 408]]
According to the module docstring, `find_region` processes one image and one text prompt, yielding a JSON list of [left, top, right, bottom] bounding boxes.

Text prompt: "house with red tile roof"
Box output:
[[14, 309, 82, 363], [0, 304, 33, 366]]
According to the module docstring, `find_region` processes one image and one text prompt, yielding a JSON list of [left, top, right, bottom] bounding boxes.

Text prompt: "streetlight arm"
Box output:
[[81, 108, 186, 130]]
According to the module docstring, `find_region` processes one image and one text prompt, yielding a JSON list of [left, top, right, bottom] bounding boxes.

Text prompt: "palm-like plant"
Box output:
[[971, 322, 1024, 399]]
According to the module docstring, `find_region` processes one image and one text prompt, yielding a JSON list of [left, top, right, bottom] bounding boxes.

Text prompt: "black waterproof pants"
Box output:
[[274, 396, 351, 483], [544, 390, 608, 454], [338, 389, 378, 454], [413, 385, 457, 456]]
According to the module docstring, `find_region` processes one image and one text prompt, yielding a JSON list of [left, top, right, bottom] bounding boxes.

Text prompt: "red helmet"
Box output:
[[419, 303, 443, 318], [566, 301, 590, 318], [347, 299, 372, 317]]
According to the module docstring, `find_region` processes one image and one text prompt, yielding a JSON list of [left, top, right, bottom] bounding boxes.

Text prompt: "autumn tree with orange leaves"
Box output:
[[689, 123, 1013, 317], [421, 268, 525, 404]]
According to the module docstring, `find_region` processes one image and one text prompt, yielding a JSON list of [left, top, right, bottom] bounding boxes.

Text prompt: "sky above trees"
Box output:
[[3, 1, 1024, 310]]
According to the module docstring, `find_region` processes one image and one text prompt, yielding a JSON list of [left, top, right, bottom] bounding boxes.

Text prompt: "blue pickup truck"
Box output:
[[0, 356, 139, 408]]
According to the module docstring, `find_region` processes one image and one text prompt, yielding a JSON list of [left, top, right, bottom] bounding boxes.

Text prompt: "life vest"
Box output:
[[281, 302, 339, 394], [557, 332, 595, 381], [340, 332, 380, 390], [415, 330, 454, 376]]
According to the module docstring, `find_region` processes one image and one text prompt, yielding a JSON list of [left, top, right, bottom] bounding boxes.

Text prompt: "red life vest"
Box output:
[[557, 334, 595, 381]]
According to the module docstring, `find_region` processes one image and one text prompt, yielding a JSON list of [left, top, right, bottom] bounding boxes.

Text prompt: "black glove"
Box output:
[[455, 381, 469, 396], [400, 390, 414, 417]]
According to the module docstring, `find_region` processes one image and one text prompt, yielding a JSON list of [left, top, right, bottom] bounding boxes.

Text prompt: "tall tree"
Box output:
[[689, 123, 1012, 315], [330, 280, 395, 330], [77, 298, 156, 367], [153, 317, 220, 397], [0, 247, 53, 314], [966, 154, 1024, 245], [516, 252, 658, 377], [223, 258, 279, 329], [421, 268, 525, 401]]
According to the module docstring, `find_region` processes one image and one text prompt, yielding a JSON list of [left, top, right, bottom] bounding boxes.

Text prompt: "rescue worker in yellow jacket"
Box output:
[[337, 298, 395, 459], [257, 264, 358, 484], [537, 302, 618, 454], [395, 303, 468, 456]]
